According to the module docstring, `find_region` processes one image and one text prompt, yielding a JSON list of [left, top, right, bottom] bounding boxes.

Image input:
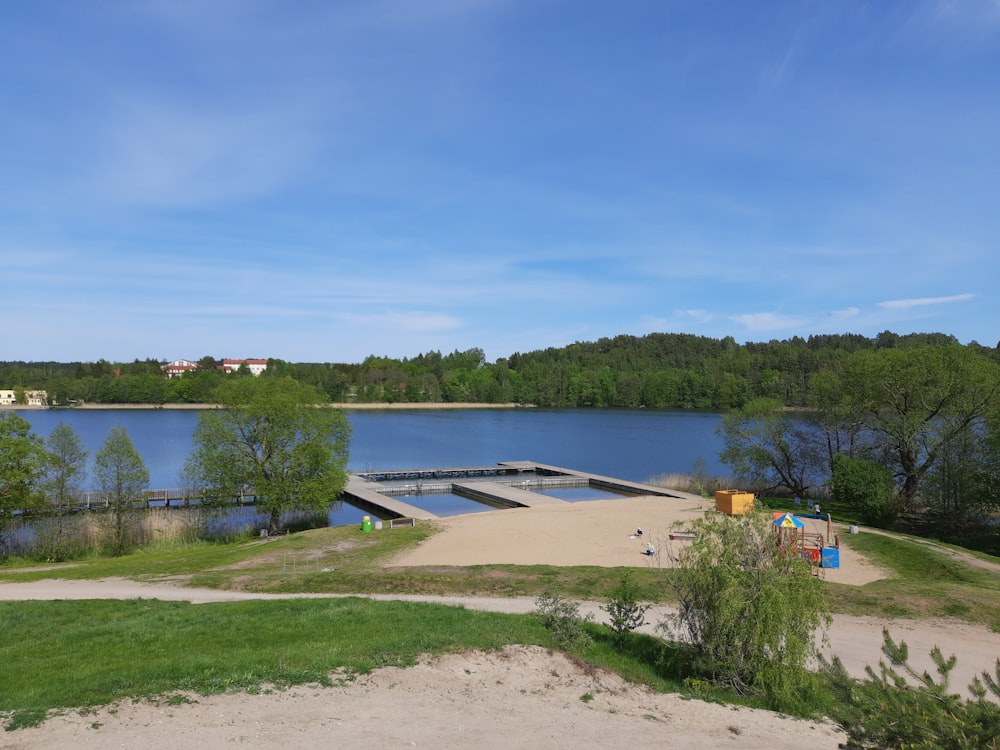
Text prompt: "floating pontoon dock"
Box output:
[[343, 461, 683, 521]]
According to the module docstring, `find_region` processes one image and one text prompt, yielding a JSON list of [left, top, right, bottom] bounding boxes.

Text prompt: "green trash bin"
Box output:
[[361, 515, 373, 532]]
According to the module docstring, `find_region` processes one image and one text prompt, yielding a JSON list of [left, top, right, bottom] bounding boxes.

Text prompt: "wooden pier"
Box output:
[[52, 462, 687, 524], [451, 481, 569, 509], [499, 461, 679, 498], [340, 461, 683, 521], [58, 487, 255, 511], [343, 476, 440, 521]]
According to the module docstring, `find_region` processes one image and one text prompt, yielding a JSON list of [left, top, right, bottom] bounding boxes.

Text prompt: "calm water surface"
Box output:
[[14, 408, 726, 525], [16, 407, 726, 490]]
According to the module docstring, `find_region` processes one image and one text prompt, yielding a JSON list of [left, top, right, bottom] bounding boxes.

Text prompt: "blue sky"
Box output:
[[2, 0, 998, 364]]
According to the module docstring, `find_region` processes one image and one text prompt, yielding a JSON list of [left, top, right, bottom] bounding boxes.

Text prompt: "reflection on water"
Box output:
[[203, 500, 378, 535], [393, 492, 497, 517], [535, 486, 629, 503], [14, 407, 728, 490], [4, 499, 381, 557], [7, 407, 730, 555]]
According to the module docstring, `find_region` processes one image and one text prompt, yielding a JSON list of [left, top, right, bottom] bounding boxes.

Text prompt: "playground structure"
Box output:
[[772, 511, 840, 570], [711, 489, 842, 571]]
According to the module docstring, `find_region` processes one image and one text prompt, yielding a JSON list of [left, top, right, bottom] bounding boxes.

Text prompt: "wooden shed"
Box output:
[[714, 489, 755, 515]]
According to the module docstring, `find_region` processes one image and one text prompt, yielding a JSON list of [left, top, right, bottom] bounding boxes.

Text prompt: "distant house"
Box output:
[[220, 358, 268, 376], [162, 359, 199, 379], [0, 389, 48, 407]]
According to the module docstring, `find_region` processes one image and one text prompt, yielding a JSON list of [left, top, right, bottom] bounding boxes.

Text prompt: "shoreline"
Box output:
[[6, 402, 529, 411]]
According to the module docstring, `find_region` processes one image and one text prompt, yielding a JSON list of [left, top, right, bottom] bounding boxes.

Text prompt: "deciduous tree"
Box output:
[[42, 422, 89, 508], [94, 426, 149, 556], [841, 346, 1000, 510], [830, 453, 897, 526], [659, 510, 829, 711], [184, 376, 351, 534], [718, 397, 820, 497], [0, 413, 46, 547]]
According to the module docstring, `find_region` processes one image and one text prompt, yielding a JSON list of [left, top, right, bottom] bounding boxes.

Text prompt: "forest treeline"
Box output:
[[2, 330, 998, 409]]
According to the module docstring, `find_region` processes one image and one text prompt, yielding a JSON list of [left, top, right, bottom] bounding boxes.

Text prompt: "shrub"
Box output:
[[534, 591, 593, 650], [601, 572, 651, 651], [659, 510, 829, 711], [830, 453, 898, 526], [821, 629, 1000, 749]]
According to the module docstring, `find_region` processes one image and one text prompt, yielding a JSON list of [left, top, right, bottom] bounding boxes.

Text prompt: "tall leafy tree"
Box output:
[[807, 368, 876, 470], [841, 346, 1000, 510], [979, 403, 1000, 510], [718, 397, 820, 498], [830, 453, 897, 526], [184, 376, 351, 534], [923, 425, 996, 518], [196, 355, 219, 371], [38, 421, 90, 561], [42, 421, 89, 507], [94, 426, 149, 556], [0, 413, 47, 546]]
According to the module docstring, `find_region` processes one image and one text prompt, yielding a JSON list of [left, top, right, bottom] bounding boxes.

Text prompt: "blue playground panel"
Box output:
[[821, 547, 840, 569]]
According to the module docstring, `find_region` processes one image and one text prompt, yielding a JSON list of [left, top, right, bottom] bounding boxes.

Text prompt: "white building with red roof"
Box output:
[[162, 359, 198, 378], [220, 358, 269, 376]]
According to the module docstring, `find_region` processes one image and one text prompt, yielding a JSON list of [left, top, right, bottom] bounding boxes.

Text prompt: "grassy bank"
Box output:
[[0, 598, 555, 729], [2, 520, 998, 730], [5, 521, 998, 628]]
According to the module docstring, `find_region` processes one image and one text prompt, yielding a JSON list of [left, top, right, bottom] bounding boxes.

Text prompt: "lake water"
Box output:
[[12, 407, 727, 526]]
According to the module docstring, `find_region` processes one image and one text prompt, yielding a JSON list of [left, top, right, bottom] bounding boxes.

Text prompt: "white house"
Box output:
[[220, 359, 269, 376], [162, 359, 199, 379], [0, 389, 48, 407]]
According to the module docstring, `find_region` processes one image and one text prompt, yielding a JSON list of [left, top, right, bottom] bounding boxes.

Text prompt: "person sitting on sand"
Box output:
[[644, 542, 655, 556], [636, 528, 643, 537]]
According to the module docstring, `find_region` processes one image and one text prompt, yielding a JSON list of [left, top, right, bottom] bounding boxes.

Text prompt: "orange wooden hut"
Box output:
[[714, 489, 755, 515]]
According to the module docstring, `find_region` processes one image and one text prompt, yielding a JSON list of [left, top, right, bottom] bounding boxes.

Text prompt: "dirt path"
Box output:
[[4, 496, 999, 749], [2, 576, 998, 696], [862, 525, 1000, 574]]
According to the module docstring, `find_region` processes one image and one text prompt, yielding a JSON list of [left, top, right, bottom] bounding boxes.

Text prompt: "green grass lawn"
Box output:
[[0, 597, 551, 728], [1, 519, 998, 731]]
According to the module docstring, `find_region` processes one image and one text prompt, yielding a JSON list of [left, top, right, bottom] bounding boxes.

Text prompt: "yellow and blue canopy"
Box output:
[[773, 512, 805, 529]]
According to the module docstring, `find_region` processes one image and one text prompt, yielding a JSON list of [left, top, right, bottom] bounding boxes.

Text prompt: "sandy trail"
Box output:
[[3, 495, 998, 749]]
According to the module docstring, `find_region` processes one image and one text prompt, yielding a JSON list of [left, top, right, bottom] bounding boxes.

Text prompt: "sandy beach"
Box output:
[[4, 495, 999, 749]]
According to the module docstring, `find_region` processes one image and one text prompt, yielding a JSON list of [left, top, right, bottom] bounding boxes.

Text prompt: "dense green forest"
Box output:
[[2, 331, 998, 409], [4, 331, 1000, 552]]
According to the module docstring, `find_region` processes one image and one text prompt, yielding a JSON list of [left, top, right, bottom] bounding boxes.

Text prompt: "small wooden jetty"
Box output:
[[54, 461, 687, 523]]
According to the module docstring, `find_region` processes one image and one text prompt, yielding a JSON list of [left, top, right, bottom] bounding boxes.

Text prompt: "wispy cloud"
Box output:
[[679, 309, 715, 323], [827, 307, 861, 323], [636, 310, 715, 334], [89, 102, 318, 208], [926, 0, 1000, 29], [896, 0, 1000, 49], [761, 22, 808, 93], [877, 294, 975, 310], [730, 312, 810, 333], [338, 311, 464, 335], [3, 2, 997, 361]]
